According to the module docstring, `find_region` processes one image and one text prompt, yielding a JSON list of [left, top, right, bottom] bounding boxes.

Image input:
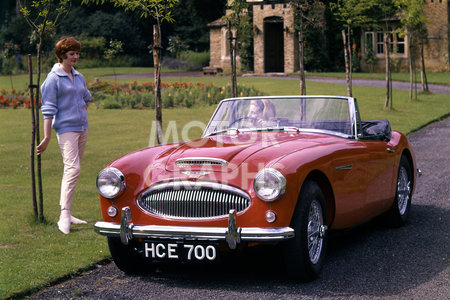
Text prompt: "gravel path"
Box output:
[[306, 77, 450, 94], [26, 117, 450, 300]]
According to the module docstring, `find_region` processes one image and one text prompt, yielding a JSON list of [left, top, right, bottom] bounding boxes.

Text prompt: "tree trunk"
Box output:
[[298, 28, 306, 95], [409, 40, 414, 100], [227, 21, 237, 98], [408, 32, 415, 100], [36, 39, 44, 221], [153, 24, 163, 145], [413, 48, 417, 101], [28, 55, 38, 219], [348, 27, 352, 92], [419, 39, 428, 92], [342, 29, 352, 97], [384, 32, 391, 109]]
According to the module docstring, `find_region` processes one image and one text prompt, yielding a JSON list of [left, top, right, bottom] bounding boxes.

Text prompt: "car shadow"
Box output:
[[132, 204, 449, 297]]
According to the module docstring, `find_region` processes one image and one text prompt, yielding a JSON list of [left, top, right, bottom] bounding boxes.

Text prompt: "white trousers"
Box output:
[[56, 130, 88, 210]]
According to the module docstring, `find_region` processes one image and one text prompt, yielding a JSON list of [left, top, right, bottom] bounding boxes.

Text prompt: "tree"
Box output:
[[170, 0, 227, 52], [395, 0, 429, 99], [19, 0, 71, 221], [292, 0, 326, 95], [375, 0, 397, 109], [104, 39, 123, 81], [82, 0, 178, 145], [223, 0, 248, 98], [331, 0, 377, 97]]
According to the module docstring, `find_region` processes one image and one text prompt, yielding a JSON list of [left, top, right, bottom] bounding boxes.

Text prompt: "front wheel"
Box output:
[[383, 155, 413, 227], [283, 181, 328, 282]]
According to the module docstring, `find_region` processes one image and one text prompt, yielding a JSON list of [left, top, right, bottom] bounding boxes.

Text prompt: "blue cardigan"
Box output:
[[41, 64, 91, 135]]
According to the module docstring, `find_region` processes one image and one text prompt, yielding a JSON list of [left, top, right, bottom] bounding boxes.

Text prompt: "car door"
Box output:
[[361, 139, 396, 218]]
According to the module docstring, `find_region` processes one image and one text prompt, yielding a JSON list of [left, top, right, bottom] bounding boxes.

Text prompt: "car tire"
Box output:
[[107, 237, 152, 274], [383, 155, 413, 227], [283, 180, 328, 282]]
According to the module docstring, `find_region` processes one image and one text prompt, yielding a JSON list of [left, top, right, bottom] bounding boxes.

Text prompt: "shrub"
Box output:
[[79, 36, 106, 59], [162, 51, 210, 71]]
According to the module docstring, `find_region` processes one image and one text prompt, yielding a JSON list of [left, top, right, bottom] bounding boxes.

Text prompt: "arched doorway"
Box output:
[[264, 17, 284, 73]]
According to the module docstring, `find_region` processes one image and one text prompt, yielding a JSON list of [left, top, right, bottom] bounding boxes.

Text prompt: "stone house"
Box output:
[[361, 0, 450, 72], [208, 0, 450, 74], [208, 0, 297, 74]]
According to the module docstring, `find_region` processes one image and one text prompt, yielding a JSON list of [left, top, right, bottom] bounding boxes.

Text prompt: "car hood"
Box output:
[[164, 131, 323, 172]]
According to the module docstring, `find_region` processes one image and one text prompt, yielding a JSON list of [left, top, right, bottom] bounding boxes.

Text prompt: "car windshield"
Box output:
[[203, 96, 354, 137]]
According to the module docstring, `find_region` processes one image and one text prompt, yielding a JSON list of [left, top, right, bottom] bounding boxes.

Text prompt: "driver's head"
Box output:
[[248, 100, 276, 121], [248, 100, 264, 119]]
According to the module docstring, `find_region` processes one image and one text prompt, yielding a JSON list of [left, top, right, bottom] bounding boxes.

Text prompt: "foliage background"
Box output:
[[0, 0, 358, 74], [0, 0, 227, 73]]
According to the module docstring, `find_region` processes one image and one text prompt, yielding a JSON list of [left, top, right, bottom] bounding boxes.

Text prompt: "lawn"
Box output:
[[0, 69, 449, 298], [1, 67, 449, 93]]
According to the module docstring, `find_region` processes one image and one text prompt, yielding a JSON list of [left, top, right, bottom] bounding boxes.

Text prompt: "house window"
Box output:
[[396, 35, 405, 54], [376, 32, 384, 54], [365, 32, 374, 54], [373, 28, 405, 56]]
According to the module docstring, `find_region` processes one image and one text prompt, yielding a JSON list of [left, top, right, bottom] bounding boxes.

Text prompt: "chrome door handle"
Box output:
[[386, 148, 395, 153]]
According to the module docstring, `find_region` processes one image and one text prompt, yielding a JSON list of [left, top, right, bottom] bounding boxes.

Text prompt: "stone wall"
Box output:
[[423, 0, 449, 71], [209, 0, 449, 74], [208, 19, 240, 72], [252, 2, 296, 74], [360, 0, 449, 72]]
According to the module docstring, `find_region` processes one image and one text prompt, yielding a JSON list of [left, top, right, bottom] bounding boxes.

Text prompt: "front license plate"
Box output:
[[144, 241, 218, 262]]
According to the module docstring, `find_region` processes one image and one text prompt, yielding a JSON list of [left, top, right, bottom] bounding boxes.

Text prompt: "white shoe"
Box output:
[[58, 209, 71, 234], [71, 215, 87, 225]]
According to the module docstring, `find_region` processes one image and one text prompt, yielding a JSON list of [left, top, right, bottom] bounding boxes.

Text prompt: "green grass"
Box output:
[[297, 71, 450, 86], [0, 107, 216, 298], [0, 69, 449, 298]]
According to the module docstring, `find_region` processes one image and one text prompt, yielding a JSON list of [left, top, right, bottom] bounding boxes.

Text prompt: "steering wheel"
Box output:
[[229, 117, 260, 128]]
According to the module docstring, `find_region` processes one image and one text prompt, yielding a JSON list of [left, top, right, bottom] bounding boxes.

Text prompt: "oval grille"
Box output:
[[138, 182, 250, 219]]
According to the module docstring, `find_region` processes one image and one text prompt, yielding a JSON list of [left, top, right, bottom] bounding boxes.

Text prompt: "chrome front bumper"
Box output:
[[94, 207, 295, 249]]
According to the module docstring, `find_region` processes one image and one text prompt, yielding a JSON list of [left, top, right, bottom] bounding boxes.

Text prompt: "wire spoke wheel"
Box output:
[[384, 155, 413, 227], [397, 166, 411, 216], [307, 199, 324, 264]]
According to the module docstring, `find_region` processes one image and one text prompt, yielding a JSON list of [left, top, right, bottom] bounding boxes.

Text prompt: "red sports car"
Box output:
[[95, 96, 420, 281]]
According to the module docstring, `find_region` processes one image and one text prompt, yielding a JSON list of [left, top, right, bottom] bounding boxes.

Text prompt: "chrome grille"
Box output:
[[138, 181, 250, 219]]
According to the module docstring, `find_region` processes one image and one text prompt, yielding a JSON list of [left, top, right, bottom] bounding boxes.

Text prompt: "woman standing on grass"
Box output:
[[36, 37, 91, 234]]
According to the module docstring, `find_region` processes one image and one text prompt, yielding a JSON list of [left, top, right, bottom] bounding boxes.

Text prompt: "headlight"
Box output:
[[253, 168, 286, 202], [96, 167, 126, 199]]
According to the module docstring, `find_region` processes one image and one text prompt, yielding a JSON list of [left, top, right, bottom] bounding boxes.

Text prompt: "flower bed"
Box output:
[[0, 81, 263, 110], [0, 89, 34, 109]]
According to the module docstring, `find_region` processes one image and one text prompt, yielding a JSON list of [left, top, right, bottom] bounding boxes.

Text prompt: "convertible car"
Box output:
[[94, 96, 419, 281]]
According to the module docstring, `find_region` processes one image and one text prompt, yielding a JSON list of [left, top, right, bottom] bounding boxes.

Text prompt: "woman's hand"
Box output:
[[37, 118, 53, 155], [36, 137, 50, 155]]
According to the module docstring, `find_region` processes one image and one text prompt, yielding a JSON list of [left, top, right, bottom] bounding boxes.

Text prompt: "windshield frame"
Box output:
[[202, 96, 360, 140]]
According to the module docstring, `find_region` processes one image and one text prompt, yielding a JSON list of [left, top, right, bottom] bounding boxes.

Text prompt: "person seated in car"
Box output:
[[247, 99, 276, 127]]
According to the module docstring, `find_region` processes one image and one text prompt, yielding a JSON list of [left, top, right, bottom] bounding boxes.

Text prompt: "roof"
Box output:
[[207, 18, 226, 28]]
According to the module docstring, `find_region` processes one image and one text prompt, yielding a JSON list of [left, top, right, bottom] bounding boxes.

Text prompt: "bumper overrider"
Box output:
[[94, 207, 295, 249]]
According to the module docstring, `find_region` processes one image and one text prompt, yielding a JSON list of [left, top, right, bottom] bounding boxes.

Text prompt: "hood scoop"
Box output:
[[175, 157, 229, 167]]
